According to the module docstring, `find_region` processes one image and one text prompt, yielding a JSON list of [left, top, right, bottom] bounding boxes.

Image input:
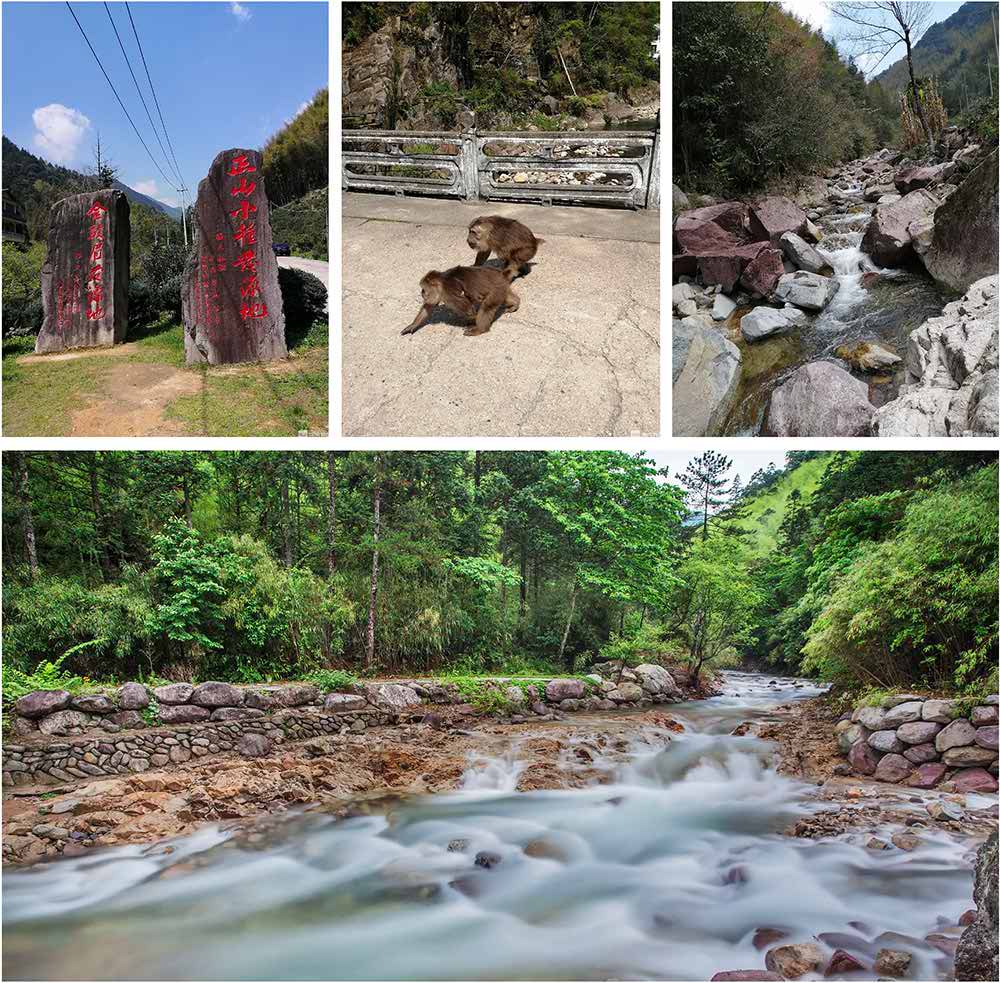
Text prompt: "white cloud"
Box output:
[[32, 103, 91, 164], [780, 0, 831, 33], [230, 2, 251, 23]]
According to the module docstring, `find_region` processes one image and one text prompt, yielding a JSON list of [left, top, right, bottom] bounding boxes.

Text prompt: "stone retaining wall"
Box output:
[[836, 693, 998, 793], [4, 662, 685, 787], [3, 707, 397, 788]]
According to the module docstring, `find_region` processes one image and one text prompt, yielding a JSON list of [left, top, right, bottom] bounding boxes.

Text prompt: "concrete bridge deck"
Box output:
[[341, 193, 660, 437]]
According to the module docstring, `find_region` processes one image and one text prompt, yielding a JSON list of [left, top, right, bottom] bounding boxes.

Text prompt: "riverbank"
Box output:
[[4, 674, 996, 981], [672, 140, 998, 437]]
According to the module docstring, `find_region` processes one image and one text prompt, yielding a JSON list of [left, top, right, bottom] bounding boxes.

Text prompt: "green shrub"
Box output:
[[1, 652, 87, 709], [278, 267, 328, 348], [306, 668, 359, 692], [1, 573, 156, 680], [2, 241, 45, 338]]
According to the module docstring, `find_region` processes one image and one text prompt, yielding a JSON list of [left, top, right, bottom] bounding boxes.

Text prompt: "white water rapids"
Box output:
[[2, 674, 991, 980]]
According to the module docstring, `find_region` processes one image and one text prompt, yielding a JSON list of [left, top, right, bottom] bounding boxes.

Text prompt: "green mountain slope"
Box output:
[[729, 454, 831, 554], [875, 2, 997, 114], [260, 89, 328, 208]]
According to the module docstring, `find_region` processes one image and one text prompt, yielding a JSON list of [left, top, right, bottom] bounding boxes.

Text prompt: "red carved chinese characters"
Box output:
[[224, 153, 266, 321], [84, 201, 108, 321]]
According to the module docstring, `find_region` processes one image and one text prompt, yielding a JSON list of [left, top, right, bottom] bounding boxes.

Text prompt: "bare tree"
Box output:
[[90, 133, 119, 190], [830, 1, 935, 151]]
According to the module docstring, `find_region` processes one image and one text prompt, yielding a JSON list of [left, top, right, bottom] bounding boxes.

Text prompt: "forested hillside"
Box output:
[[259, 89, 328, 258], [3, 451, 996, 707], [877, 1, 998, 118], [1, 137, 180, 240], [674, 2, 899, 196], [260, 89, 328, 208]]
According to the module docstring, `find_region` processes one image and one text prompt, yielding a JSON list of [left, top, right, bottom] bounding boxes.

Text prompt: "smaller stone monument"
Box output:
[[35, 189, 130, 353]]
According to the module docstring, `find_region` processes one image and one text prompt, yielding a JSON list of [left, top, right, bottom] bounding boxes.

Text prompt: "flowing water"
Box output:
[[2, 674, 989, 981], [722, 185, 949, 435]]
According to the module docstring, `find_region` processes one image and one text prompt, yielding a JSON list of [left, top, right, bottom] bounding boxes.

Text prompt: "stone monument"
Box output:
[[182, 148, 287, 364], [35, 189, 130, 353]]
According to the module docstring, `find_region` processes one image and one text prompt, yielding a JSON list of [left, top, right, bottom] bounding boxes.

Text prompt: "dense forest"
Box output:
[[3, 451, 996, 707], [261, 89, 329, 210], [342, 2, 659, 129], [673, 2, 900, 196]]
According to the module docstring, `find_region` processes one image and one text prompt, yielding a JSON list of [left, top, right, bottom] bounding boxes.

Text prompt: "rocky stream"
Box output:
[[3, 673, 996, 981], [673, 137, 999, 437]]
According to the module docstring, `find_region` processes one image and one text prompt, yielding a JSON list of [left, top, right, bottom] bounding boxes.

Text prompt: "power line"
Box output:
[[103, 2, 183, 189], [64, 1, 181, 194], [125, 1, 186, 195]]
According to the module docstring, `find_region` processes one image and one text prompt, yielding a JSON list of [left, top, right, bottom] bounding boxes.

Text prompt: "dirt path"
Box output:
[[11, 342, 327, 437]]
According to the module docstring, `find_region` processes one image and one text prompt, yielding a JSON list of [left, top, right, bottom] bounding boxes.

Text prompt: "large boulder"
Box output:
[[773, 271, 840, 311], [748, 197, 807, 245], [191, 681, 244, 708], [739, 247, 785, 297], [70, 693, 115, 714], [922, 150, 998, 292], [701, 243, 769, 294], [324, 692, 368, 712], [634, 664, 680, 697], [117, 682, 150, 710], [38, 710, 91, 736], [872, 276, 998, 438], [153, 682, 195, 705], [14, 690, 72, 719], [894, 163, 951, 193], [936, 718, 977, 751], [848, 739, 880, 775], [367, 683, 421, 710], [779, 232, 827, 274], [672, 318, 741, 436], [740, 306, 805, 342], [674, 202, 750, 253], [765, 361, 874, 437], [672, 184, 691, 212], [545, 679, 586, 702], [862, 189, 941, 266], [158, 704, 211, 724], [955, 832, 998, 981]]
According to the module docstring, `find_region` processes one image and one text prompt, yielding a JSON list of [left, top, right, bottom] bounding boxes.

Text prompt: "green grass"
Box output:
[[728, 455, 831, 554], [3, 319, 328, 437], [164, 346, 328, 436]]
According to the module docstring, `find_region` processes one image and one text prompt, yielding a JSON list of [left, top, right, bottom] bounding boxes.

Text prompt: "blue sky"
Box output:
[[2, 1, 327, 208], [781, 0, 966, 75]]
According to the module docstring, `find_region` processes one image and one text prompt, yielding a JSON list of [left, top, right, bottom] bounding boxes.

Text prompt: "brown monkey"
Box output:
[[467, 215, 543, 279], [402, 265, 520, 337]]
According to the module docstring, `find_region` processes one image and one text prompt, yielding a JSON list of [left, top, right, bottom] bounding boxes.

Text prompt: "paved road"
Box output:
[[342, 193, 659, 437], [277, 255, 329, 290]]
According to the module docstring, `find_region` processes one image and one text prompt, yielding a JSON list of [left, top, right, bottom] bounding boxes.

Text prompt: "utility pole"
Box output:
[[179, 186, 189, 247]]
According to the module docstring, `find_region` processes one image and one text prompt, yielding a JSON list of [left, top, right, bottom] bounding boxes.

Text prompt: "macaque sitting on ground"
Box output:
[[467, 215, 543, 279], [402, 265, 520, 337]]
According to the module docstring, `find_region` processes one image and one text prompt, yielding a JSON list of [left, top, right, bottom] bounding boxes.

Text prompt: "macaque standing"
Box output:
[[467, 215, 543, 280], [402, 265, 520, 337]]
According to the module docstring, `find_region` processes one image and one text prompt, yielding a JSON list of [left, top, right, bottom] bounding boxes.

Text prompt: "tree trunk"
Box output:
[[557, 575, 579, 668], [519, 541, 527, 618], [89, 452, 114, 582], [905, 33, 935, 152], [13, 453, 39, 579], [280, 474, 293, 567], [366, 471, 383, 670], [326, 451, 337, 577]]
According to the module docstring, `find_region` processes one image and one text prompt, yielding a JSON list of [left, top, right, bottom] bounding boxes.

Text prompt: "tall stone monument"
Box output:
[[182, 148, 287, 364], [35, 190, 130, 353]]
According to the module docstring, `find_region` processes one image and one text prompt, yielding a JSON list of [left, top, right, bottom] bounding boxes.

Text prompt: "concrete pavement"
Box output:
[[342, 193, 659, 437], [277, 255, 329, 290]]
